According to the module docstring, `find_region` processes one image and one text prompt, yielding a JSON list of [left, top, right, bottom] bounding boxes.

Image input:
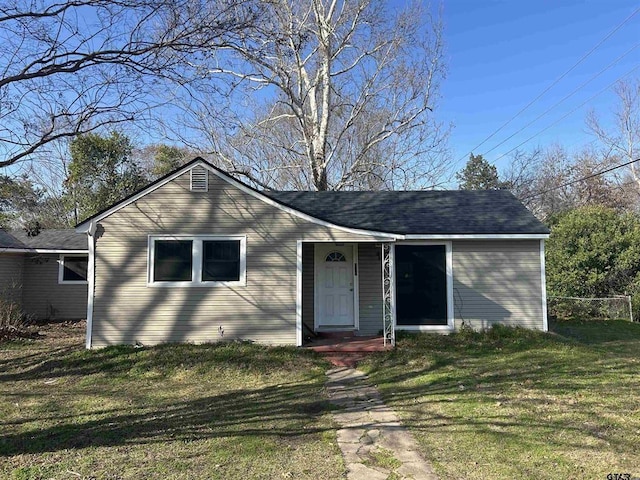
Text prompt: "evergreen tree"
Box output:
[[456, 154, 508, 190], [65, 131, 147, 222]]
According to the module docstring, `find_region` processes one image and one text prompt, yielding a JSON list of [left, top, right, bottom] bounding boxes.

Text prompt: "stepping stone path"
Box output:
[[326, 367, 439, 480]]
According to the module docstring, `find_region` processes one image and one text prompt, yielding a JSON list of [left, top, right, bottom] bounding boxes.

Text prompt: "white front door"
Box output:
[[315, 244, 355, 328]]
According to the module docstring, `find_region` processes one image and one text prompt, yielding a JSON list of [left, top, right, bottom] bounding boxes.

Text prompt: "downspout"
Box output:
[[85, 221, 97, 349]]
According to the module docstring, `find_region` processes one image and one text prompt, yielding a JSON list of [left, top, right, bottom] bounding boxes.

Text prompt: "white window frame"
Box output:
[[147, 235, 246, 287], [393, 241, 454, 332], [58, 254, 89, 285]]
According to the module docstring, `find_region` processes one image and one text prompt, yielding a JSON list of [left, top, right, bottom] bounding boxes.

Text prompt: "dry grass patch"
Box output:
[[0, 322, 344, 479]]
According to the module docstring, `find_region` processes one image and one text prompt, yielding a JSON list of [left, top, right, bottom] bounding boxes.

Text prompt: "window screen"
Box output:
[[63, 256, 88, 282], [202, 240, 240, 281], [154, 240, 193, 282]]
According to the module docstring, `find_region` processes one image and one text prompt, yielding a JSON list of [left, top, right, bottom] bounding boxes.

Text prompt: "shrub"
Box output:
[[546, 206, 640, 320], [0, 295, 32, 341]]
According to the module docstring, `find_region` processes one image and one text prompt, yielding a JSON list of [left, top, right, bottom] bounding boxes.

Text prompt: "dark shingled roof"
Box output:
[[264, 190, 549, 235], [75, 158, 547, 236], [0, 229, 87, 250]]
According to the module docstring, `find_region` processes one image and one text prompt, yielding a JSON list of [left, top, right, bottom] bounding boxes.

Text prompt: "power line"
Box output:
[[454, 5, 640, 164], [522, 157, 640, 200], [490, 63, 640, 164], [481, 41, 640, 158]]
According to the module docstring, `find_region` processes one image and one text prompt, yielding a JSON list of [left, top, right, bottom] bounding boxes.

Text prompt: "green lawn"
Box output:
[[3, 320, 639, 480], [0, 322, 344, 480], [359, 320, 640, 480]]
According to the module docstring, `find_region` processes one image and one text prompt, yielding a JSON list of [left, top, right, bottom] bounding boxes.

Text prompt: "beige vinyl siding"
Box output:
[[0, 253, 24, 306], [452, 240, 543, 330], [357, 243, 382, 336], [302, 243, 314, 336], [92, 170, 382, 347], [22, 254, 88, 320]]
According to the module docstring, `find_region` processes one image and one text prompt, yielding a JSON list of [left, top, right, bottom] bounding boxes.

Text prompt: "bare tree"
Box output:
[[172, 0, 450, 190], [509, 144, 636, 220], [502, 148, 542, 202], [0, 0, 260, 169], [587, 79, 640, 191]]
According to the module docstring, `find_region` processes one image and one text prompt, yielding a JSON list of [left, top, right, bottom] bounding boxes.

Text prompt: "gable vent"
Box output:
[[190, 166, 208, 192]]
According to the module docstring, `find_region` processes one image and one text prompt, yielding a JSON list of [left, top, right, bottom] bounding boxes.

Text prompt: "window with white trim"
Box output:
[[58, 255, 88, 284], [202, 240, 241, 281], [154, 240, 193, 282], [148, 235, 246, 286]]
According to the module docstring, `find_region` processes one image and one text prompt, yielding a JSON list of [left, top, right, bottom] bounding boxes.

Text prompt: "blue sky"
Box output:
[[9, 0, 638, 187], [437, 0, 640, 174]]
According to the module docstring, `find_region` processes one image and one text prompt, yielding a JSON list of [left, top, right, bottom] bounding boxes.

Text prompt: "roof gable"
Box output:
[[74, 157, 548, 237], [75, 158, 398, 238]]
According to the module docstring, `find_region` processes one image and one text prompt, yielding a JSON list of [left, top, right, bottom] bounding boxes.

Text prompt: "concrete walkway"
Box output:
[[326, 367, 439, 480]]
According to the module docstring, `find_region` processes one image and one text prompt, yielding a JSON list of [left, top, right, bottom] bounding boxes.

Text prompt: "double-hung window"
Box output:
[[153, 240, 193, 282], [149, 235, 246, 286], [202, 240, 241, 281]]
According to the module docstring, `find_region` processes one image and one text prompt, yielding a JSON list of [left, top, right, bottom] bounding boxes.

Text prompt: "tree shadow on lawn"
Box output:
[[550, 318, 640, 349], [0, 380, 334, 456], [367, 364, 638, 456], [0, 345, 81, 376], [364, 321, 640, 389], [359, 323, 640, 454], [0, 342, 325, 383]]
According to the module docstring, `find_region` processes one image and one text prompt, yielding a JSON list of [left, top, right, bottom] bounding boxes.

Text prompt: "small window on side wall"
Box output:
[[59, 255, 88, 284]]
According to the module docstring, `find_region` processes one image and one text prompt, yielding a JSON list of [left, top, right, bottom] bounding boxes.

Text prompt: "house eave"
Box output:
[[0, 248, 89, 254], [401, 233, 550, 240]]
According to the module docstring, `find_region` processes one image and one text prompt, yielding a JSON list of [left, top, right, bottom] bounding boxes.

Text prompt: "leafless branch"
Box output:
[[0, 0, 261, 168], [168, 0, 450, 190]]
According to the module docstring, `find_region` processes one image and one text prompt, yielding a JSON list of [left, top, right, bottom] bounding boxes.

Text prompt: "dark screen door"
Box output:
[[395, 245, 447, 326]]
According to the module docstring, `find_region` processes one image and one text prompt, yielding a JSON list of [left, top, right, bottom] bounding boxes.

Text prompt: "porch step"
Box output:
[[306, 336, 392, 367], [315, 330, 356, 340]]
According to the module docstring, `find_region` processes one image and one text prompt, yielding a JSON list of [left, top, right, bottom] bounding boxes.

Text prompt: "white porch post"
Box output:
[[382, 243, 396, 346]]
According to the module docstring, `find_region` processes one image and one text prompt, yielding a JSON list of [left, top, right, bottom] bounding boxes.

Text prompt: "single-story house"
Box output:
[[72, 158, 550, 349], [0, 229, 88, 320]]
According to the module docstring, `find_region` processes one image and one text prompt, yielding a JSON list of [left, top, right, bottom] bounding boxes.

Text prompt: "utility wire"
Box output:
[[454, 5, 640, 164], [481, 41, 640, 157], [522, 157, 640, 199], [491, 62, 640, 164]]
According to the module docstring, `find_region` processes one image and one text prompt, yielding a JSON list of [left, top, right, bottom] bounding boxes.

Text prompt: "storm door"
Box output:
[[395, 245, 448, 326]]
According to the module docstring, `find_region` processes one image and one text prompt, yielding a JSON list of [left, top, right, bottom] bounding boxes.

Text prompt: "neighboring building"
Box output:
[[73, 158, 550, 349], [0, 229, 88, 320]]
